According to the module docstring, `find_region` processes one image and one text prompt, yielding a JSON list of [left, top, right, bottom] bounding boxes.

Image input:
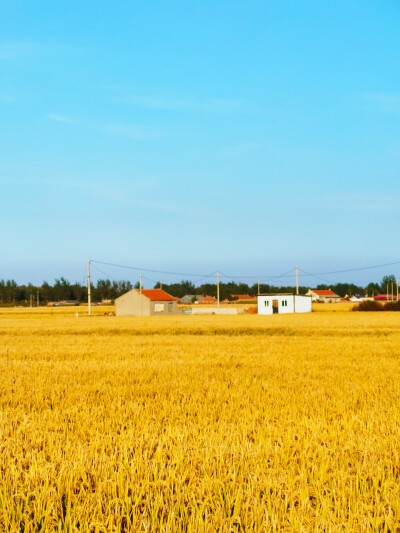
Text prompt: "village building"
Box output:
[[230, 294, 256, 302], [115, 289, 179, 316], [179, 294, 199, 304], [197, 295, 218, 304], [47, 300, 79, 307], [305, 289, 341, 303], [257, 294, 312, 315]]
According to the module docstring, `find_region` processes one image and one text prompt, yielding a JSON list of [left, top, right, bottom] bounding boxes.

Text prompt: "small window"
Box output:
[[168, 302, 173, 312]]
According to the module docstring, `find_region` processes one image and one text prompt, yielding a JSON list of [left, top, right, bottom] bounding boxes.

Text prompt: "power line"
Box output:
[[90, 258, 400, 285], [91, 259, 213, 278], [219, 267, 296, 282], [303, 260, 400, 277], [298, 268, 335, 286]]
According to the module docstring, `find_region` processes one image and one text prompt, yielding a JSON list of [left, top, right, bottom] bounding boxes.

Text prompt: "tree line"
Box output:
[[0, 278, 133, 305], [0, 275, 396, 305]]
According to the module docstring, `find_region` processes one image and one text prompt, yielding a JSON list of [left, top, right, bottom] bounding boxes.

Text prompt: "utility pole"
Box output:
[[30, 294, 32, 308], [392, 282, 394, 302], [37, 290, 39, 307], [258, 278, 260, 296], [87, 258, 91, 316], [160, 280, 162, 290], [397, 278, 399, 301], [296, 265, 299, 295], [217, 269, 220, 308], [387, 283, 389, 302]]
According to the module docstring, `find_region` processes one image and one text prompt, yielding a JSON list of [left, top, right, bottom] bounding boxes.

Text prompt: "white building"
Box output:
[[257, 294, 312, 315]]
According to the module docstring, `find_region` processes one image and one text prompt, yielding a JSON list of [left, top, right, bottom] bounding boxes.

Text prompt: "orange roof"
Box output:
[[140, 289, 177, 301], [234, 294, 253, 300], [312, 289, 339, 296], [198, 295, 217, 303]]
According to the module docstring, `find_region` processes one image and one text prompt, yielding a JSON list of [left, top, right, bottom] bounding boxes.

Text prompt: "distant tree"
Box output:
[[159, 280, 196, 298], [41, 281, 53, 302], [5, 280, 18, 303], [366, 282, 380, 297], [15, 288, 27, 302], [381, 275, 396, 294]]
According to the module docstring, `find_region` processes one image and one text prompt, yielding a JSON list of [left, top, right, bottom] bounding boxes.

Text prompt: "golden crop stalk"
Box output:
[[0, 306, 399, 531]]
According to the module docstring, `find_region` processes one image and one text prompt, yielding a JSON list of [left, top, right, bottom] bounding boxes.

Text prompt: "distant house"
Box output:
[[179, 294, 199, 304], [197, 295, 218, 304], [115, 289, 179, 316], [47, 300, 79, 307], [306, 289, 341, 303], [231, 294, 256, 302]]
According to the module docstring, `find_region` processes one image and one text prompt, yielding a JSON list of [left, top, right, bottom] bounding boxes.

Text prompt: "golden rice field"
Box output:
[[1, 306, 400, 532]]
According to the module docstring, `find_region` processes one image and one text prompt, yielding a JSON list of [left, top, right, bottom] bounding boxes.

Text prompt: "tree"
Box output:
[[366, 282, 380, 297], [381, 275, 396, 294]]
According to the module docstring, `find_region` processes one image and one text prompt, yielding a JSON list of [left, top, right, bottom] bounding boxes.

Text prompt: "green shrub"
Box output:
[[353, 299, 400, 312], [353, 300, 384, 312]]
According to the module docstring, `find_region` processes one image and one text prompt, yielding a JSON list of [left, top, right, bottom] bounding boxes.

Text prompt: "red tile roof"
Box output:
[[198, 295, 217, 303], [233, 294, 254, 300], [312, 289, 340, 297], [140, 289, 177, 301]]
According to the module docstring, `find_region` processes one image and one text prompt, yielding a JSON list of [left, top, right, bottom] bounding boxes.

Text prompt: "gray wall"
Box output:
[[149, 300, 179, 316], [115, 290, 151, 316]]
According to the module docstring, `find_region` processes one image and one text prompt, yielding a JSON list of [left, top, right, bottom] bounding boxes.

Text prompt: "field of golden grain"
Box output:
[[1, 307, 400, 531]]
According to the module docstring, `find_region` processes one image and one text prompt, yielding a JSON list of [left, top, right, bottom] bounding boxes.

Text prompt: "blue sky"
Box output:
[[1, 0, 400, 287]]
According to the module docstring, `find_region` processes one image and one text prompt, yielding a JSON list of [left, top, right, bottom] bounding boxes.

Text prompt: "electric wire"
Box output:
[[297, 268, 335, 286], [219, 267, 296, 282], [90, 258, 400, 286], [303, 260, 400, 277], [91, 260, 212, 278]]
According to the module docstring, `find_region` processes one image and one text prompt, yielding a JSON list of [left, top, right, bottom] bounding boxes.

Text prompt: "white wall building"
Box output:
[[257, 294, 312, 315]]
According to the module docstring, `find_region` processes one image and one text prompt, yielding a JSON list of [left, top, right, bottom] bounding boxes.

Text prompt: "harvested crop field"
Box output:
[[1, 308, 400, 531]]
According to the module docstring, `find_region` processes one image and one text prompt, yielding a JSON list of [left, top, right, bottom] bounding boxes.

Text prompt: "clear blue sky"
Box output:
[[1, 1, 400, 287]]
